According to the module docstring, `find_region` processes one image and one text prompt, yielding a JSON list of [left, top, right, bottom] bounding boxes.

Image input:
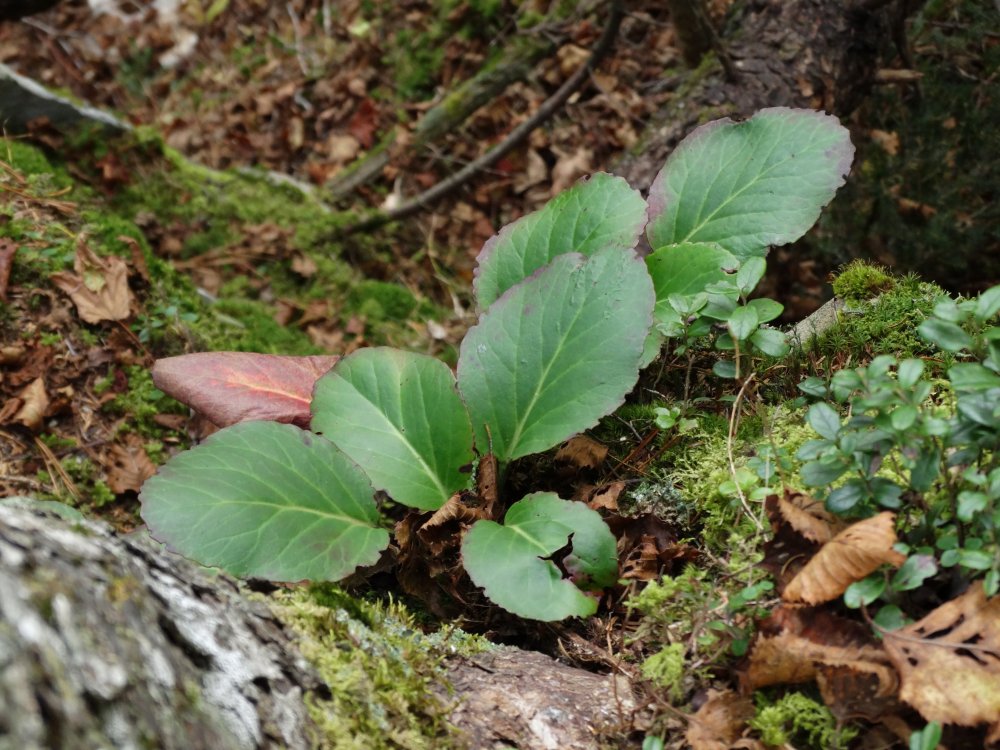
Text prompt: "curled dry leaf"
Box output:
[[0, 237, 17, 300], [11, 377, 49, 432], [686, 688, 754, 750], [782, 512, 905, 605], [766, 489, 846, 544], [883, 582, 1000, 737], [416, 494, 488, 556], [50, 239, 132, 323]]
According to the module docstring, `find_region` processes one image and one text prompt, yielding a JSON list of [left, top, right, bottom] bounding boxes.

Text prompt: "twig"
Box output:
[[334, 0, 624, 236], [727, 373, 764, 531], [286, 2, 309, 76]]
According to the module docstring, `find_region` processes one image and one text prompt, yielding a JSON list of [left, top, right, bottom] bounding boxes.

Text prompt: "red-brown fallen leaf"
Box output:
[[105, 433, 157, 494], [686, 689, 754, 750], [782, 512, 905, 605], [0, 237, 17, 300], [152, 352, 340, 428], [50, 239, 132, 323], [8, 377, 49, 432], [883, 582, 1000, 737], [348, 98, 378, 149], [816, 660, 901, 722]]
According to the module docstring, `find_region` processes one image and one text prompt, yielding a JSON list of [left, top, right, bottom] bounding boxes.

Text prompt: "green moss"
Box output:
[[750, 691, 858, 749], [266, 584, 490, 750], [105, 366, 187, 436], [813, 273, 948, 366], [640, 643, 687, 702], [830, 260, 895, 302], [1, 139, 73, 189], [348, 280, 419, 322]]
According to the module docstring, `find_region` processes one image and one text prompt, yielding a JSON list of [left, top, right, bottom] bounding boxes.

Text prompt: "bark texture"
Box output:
[[617, 0, 892, 192], [0, 504, 322, 750]]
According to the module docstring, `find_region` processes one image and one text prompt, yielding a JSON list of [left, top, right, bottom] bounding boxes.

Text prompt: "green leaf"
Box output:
[[974, 285, 1000, 322], [727, 305, 759, 341], [140, 421, 389, 581], [746, 298, 784, 323], [801, 457, 848, 487], [458, 248, 654, 463], [311, 348, 474, 511], [949, 362, 1000, 391], [896, 358, 925, 388], [736, 257, 767, 295], [645, 108, 854, 259], [645, 242, 739, 325], [890, 404, 917, 431], [958, 549, 994, 571], [891, 554, 937, 591], [807, 402, 842, 440], [957, 491, 988, 522], [918, 318, 973, 352], [461, 493, 618, 621], [474, 172, 647, 310], [844, 576, 885, 608], [750, 327, 789, 357], [712, 359, 737, 379], [825, 479, 865, 513]]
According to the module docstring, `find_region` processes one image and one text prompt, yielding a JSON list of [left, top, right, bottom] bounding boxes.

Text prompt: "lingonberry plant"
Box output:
[[140, 108, 853, 621], [796, 284, 1000, 619]]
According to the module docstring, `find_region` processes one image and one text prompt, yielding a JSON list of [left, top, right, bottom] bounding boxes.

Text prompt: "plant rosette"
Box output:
[[141, 108, 853, 621]]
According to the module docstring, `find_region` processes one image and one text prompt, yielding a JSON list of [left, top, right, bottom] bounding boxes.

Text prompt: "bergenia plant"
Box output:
[[140, 108, 853, 621]]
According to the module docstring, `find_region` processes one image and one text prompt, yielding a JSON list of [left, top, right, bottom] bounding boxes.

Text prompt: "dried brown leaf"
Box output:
[[10, 377, 48, 432], [783, 512, 905, 604], [883, 583, 1000, 735], [51, 239, 132, 323], [741, 605, 889, 691], [686, 689, 753, 750], [105, 433, 157, 493], [0, 237, 17, 300], [555, 434, 608, 470]]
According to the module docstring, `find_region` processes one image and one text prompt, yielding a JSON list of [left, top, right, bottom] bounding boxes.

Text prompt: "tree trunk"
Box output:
[[0, 504, 323, 750], [617, 0, 894, 193], [0, 504, 637, 750]]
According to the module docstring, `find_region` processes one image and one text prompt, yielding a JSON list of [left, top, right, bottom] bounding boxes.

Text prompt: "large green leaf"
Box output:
[[311, 348, 474, 511], [458, 247, 654, 463], [473, 172, 647, 310], [646, 108, 854, 260], [140, 421, 388, 581], [645, 241, 739, 324], [461, 492, 618, 621]]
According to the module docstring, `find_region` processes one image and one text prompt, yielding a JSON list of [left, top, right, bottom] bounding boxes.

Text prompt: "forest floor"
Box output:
[[0, 1, 998, 748]]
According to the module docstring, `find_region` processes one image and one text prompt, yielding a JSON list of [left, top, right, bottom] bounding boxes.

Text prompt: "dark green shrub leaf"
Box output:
[[712, 359, 737, 379], [140, 421, 389, 581], [891, 554, 937, 591], [807, 402, 841, 440], [870, 478, 903, 509], [736, 257, 767, 295], [311, 348, 474, 510], [825, 478, 865, 513], [918, 319, 973, 352], [798, 376, 828, 398], [957, 491, 988, 522], [890, 405, 918, 431], [974, 285, 1000, 322], [844, 576, 885, 608], [474, 172, 646, 310], [802, 457, 849, 488], [727, 305, 758, 341], [958, 549, 994, 571], [909, 445, 941, 492], [458, 248, 654, 463], [896, 358, 925, 388], [746, 298, 783, 323], [461, 493, 617, 621], [873, 604, 907, 631], [750, 327, 789, 357], [645, 108, 854, 259], [949, 363, 1000, 391]]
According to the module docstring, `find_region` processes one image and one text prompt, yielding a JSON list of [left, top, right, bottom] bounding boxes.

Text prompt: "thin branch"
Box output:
[[333, 0, 624, 237]]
